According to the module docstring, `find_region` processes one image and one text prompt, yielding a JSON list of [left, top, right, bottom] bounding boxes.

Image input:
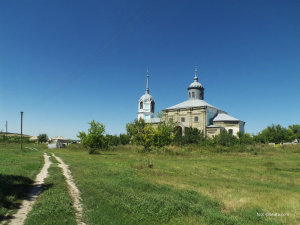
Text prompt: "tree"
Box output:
[[142, 124, 156, 150], [153, 121, 174, 147], [254, 124, 287, 144], [38, 134, 48, 143], [77, 120, 108, 154], [287, 124, 300, 141], [127, 118, 176, 150], [184, 127, 205, 144], [126, 118, 146, 145], [237, 132, 253, 145], [214, 131, 238, 146], [119, 133, 130, 145], [106, 134, 119, 146]]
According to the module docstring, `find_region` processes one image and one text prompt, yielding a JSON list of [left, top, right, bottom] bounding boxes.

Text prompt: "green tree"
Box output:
[[127, 118, 175, 150], [106, 134, 119, 146], [153, 121, 174, 147], [37, 134, 48, 143], [119, 133, 130, 145], [126, 118, 146, 145], [237, 132, 253, 145], [185, 127, 205, 144], [142, 124, 155, 151], [77, 120, 108, 154], [256, 124, 287, 144], [214, 131, 238, 146], [287, 124, 300, 141]]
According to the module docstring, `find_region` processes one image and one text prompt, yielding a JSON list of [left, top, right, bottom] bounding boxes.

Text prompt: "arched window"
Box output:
[[151, 101, 155, 113], [140, 101, 143, 109], [192, 92, 195, 98], [189, 92, 191, 98]]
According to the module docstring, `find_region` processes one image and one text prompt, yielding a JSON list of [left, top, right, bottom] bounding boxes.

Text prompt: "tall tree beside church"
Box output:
[[126, 118, 175, 150], [126, 118, 146, 145], [153, 121, 174, 147]]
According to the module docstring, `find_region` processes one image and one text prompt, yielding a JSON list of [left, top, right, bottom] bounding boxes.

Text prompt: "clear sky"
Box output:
[[1, 0, 299, 139]]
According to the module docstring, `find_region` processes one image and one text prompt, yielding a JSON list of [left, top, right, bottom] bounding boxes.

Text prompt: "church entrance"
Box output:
[[174, 126, 183, 136]]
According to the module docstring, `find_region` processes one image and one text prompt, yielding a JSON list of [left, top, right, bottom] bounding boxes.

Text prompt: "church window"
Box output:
[[228, 129, 233, 135], [151, 101, 155, 113], [192, 92, 195, 98], [181, 117, 185, 122], [140, 101, 143, 109], [189, 92, 191, 98], [194, 116, 198, 122]]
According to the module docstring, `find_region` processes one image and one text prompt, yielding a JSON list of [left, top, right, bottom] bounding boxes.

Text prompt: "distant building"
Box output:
[[138, 68, 245, 138], [48, 136, 67, 149], [50, 136, 67, 143], [29, 136, 38, 141]]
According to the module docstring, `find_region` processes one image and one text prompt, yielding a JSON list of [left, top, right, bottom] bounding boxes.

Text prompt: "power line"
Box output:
[[30, 0, 168, 111]]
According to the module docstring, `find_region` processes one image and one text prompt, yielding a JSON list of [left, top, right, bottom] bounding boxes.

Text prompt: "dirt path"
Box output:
[[8, 153, 52, 225], [52, 154, 86, 225]]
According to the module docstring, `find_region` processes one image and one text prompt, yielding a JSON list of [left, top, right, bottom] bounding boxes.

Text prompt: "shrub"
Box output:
[[213, 131, 238, 147]]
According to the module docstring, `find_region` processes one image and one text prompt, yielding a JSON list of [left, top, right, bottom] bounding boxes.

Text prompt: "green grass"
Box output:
[[49, 144, 300, 224], [24, 159, 77, 225], [0, 144, 45, 220], [1, 143, 299, 224]]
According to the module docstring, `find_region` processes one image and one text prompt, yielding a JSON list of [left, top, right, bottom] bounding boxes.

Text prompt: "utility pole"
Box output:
[[21, 112, 23, 151], [5, 121, 7, 146]]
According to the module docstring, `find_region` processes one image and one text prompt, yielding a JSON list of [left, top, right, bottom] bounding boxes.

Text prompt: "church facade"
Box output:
[[138, 68, 245, 138]]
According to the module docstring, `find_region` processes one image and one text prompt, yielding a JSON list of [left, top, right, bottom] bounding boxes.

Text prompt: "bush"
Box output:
[[172, 127, 205, 146], [213, 131, 238, 147]]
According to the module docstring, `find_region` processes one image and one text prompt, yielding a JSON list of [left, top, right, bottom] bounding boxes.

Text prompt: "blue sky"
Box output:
[[1, 0, 299, 139]]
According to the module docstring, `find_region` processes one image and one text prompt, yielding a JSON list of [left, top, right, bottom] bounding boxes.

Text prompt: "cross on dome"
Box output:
[[146, 68, 149, 94], [194, 66, 198, 82]]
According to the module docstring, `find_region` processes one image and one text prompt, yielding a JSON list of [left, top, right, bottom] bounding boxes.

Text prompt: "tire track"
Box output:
[[8, 153, 52, 225], [52, 154, 85, 225]]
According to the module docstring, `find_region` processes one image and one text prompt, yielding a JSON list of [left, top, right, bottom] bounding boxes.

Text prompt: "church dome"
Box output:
[[140, 93, 154, 102], [187, 67, 205, 100], [188, 67, 203, 89], [189, 81, 203, 88]]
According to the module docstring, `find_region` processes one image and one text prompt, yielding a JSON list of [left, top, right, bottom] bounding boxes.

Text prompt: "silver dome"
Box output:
[[189, 81, 203, 88], [140, 93, 154, 102]]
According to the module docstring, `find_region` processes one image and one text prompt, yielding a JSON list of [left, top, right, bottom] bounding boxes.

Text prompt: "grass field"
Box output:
[[0, 143, 44, 221], [0, 143, 299, 224], [49, 144, 299, 225]]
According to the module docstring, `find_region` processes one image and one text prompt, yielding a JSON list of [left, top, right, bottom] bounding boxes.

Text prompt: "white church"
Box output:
[[138, 68, 245, 138]]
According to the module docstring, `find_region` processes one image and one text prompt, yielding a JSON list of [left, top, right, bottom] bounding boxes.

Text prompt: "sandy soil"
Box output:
[[8, 153, 52, 225], [52, 154, 86, 225]]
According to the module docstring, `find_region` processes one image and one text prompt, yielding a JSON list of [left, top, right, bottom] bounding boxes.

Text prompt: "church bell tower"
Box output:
[[138, 69, 155, 120]]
